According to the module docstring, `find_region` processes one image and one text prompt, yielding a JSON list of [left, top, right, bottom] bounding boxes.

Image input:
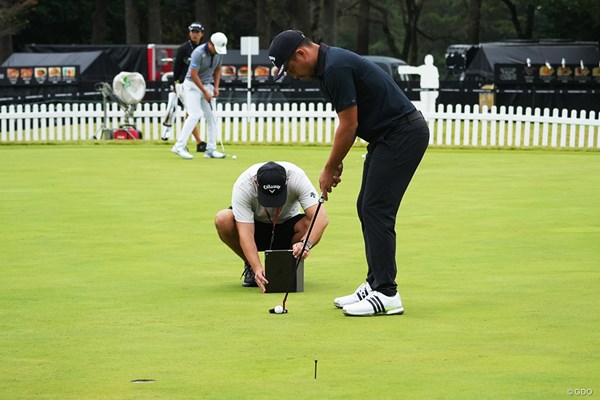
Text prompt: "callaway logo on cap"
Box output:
[[263, 184, 281, 192], [257, 162, 287, 207]]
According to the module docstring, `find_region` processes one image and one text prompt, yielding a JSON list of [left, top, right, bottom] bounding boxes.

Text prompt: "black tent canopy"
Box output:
[[2, 51, 120, 82], [23, 44, 147, 79], [466, 42, 600, 80], [1, 51, 122, 102], [442, 41, 600, 111]]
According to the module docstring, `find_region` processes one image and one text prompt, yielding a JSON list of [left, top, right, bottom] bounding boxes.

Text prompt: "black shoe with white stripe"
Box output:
[[342, 291, 404, 316]]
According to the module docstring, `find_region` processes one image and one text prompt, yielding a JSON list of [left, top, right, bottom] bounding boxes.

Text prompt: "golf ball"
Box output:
[[274, 305, 283, 314], [232, 155, 237, 160]]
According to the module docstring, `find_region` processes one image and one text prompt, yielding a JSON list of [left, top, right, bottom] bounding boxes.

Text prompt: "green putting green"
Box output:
[[1, 143, 598, 399]]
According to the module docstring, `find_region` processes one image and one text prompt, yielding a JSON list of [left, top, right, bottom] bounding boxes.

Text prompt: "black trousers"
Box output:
[[357, 113, 430, 296]]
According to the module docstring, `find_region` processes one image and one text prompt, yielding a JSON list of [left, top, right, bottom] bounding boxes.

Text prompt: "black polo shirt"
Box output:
[[316, 44, 415, 142], [173, 40, 199, 83]]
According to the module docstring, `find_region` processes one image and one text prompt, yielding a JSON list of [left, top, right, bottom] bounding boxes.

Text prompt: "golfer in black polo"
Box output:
[[269, 30, 430, 316]]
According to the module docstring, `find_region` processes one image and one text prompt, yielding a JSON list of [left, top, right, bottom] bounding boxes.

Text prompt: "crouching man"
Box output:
[[215, 161, 330, 292]]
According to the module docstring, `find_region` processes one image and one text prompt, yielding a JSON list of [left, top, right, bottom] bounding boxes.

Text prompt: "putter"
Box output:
[[269, 194, 325, 314]]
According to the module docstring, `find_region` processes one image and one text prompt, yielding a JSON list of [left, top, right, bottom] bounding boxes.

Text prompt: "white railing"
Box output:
[[1, 102, 599, 149]]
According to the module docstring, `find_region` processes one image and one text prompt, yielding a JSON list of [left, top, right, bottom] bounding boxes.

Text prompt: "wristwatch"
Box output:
[[300, 239, 312, 249]]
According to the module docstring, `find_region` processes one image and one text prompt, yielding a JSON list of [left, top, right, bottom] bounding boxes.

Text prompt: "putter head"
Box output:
[[268, 307, 288, 314]]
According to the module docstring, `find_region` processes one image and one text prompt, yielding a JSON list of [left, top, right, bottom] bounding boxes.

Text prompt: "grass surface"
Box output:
[[1, 142, 598, 399]]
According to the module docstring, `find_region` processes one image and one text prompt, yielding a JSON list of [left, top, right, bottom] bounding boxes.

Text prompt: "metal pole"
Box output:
[[247, 51, 252, 120]]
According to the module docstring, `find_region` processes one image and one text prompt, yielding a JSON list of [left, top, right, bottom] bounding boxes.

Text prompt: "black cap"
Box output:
[[188, 22, 204, 32], [257, 162, 287, 207], [268, 30, 305, 81]]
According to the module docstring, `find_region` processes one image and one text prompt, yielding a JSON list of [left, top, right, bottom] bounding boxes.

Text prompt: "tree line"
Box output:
[[1, 0, 599, 67]]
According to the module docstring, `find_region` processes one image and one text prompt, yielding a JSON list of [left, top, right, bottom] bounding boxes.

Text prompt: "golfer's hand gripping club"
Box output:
[[319, 163, 343, 201]]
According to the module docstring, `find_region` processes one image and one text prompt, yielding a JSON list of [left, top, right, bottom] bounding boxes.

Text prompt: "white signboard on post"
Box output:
[[241, 36, 260, 56], [240, 36, 260, 115]]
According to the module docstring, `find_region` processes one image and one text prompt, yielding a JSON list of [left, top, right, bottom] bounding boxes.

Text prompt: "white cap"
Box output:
[[211, 32, 228, 55]]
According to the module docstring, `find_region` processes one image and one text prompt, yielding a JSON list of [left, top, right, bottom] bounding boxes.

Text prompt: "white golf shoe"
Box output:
[[204, 149, 227, 159], [171, 145, 193, 159], [333, 282, 372, 308], [342, 291, 404, 316]]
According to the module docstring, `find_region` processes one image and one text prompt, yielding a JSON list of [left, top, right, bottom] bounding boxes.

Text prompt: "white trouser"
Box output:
[[176, 80, 218, 151]]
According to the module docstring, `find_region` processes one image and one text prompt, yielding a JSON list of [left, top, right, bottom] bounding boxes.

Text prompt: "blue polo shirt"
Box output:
[[185, 43, 223, 85], [316, 44, 415, 142]]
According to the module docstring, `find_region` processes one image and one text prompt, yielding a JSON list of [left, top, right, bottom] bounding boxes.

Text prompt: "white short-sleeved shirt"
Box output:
[[232, 162, 319, 224]]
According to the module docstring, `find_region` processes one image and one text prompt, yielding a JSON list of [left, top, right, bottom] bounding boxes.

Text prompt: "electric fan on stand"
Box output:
[[95, 72, 146, 140]]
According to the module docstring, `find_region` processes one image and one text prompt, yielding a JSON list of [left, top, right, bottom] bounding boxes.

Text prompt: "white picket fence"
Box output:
[[1, 101, 599, 149]]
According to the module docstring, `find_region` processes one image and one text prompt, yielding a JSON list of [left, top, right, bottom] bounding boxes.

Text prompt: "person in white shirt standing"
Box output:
[[171, 32, 228, 159]]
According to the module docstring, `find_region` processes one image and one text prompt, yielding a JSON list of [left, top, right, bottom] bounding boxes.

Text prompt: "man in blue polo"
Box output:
[[171, 32, 228, 160], [269, 30, 430, 316]]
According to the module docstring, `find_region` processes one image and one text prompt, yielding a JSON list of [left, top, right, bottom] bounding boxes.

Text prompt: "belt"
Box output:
[[397, 109, 423, 126], [370, 109, 424, 142]]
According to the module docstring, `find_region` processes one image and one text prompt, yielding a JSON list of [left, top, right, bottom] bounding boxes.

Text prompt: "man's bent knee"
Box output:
[[215, 209, 234, 231]]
